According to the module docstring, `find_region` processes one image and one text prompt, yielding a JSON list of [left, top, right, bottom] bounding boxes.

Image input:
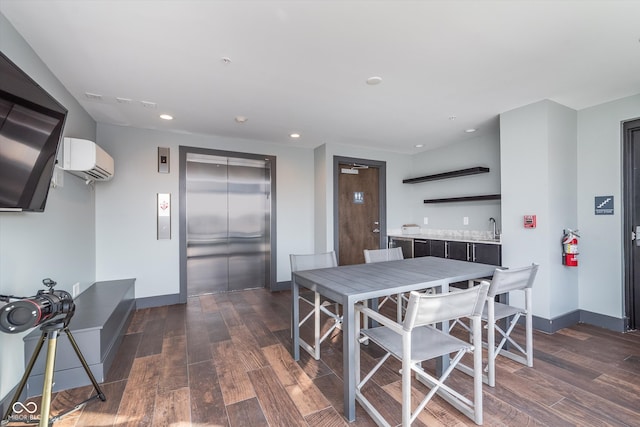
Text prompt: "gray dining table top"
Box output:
[[293, 256, 498, 302]]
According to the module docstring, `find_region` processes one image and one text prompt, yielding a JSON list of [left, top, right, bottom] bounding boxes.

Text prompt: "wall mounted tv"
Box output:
[[0, 50, 68, 212]]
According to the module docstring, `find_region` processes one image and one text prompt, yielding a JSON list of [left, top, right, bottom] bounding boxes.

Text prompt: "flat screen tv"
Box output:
[[0, 50, 67, 212]]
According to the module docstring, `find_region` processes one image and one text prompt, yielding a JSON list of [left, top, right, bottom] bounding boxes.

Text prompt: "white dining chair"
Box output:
[[290, 251, 341, 360], [364, 247, 405, 322], [452, 263, 539, 387], [483, 263, 538, 387], [355, 283, 489, 426]]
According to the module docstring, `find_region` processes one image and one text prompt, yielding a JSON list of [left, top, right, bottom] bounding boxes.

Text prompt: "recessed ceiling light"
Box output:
[[221, 57, 232, 64], [415, 144, 424, 148], [290, 133, 300, 138], [465, 128, 477, 133], [235, 116, 248, 123], [366, 76, 383, 85], [160, 114, 173, 120]]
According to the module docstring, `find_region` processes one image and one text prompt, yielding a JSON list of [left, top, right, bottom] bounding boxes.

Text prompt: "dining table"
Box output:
[[290, 255, 499, 422]]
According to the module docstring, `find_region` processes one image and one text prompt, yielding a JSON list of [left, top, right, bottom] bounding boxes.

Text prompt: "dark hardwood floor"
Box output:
[[9, 288, 640, 426]]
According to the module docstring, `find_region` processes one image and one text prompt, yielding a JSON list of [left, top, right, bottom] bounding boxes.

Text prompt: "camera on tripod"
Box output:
[[0, 278, 75, 334], [1, 278, 106, 426]]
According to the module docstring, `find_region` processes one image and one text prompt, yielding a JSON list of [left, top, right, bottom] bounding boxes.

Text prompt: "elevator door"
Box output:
[[185, 152, 271, 296]]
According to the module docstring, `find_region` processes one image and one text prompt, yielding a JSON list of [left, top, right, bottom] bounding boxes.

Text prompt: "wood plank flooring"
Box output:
[[8, 288, 640, 426]]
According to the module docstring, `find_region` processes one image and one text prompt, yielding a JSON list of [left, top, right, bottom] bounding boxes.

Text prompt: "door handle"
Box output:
[[372, 228, 380, 233]]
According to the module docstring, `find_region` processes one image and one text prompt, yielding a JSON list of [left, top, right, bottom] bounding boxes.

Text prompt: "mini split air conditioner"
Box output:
[[62, 137, 114, 181]]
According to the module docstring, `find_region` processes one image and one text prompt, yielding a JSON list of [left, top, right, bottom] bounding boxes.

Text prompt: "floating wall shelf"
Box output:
[[403, 166, 490, 184], [423, 194, 501, 204]]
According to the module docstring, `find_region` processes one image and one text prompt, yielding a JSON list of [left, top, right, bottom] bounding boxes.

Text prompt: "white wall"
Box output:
[[313, 144, 328, 253], [96, 126, 421, 296], [408, 125, 501, 233], [577, 94, 640, 318], [500, 100, 578, 320], [0, 13, 97, 401], [547, 102, 579, 317], [95, 124, 315, 297]]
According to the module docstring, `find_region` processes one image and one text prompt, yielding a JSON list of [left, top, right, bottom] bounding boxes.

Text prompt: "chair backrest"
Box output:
[[487, 263, 539, 298], [363, 247, 404, 263], [290, 251, 338, 272], [403, 283, 489, 330]]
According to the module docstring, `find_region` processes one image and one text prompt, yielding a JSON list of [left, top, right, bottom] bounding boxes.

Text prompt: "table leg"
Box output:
[[291, 278, 300, 361], [342, 298, 356, 422]]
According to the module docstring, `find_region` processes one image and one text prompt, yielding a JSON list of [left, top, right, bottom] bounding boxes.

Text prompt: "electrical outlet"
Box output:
[[463, 217, 469, 225], [72, 282, 80, 297], [423, 217, 429, 225]]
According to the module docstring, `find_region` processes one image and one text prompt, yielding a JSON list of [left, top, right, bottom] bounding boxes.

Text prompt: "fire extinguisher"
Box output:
[[562, 229, 579, 267]]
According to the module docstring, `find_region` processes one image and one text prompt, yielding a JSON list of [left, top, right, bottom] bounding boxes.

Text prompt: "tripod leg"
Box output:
[[39, 329, 60, 427], [63, 327, 106, 401], [2, 331, 46, 423]]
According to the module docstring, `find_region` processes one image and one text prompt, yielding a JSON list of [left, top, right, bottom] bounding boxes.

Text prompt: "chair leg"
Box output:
[[413, 348, 478, 423], [525, 288, 533, 367], [314, 292, 321, 360], [486, 301, 496, 387], [401, 336, 412, 426], [472, 317, 483, 425]]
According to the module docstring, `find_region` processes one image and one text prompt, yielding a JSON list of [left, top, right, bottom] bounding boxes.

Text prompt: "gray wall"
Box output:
[[0, 14, 97, 401], [313, 143, 414, 252], [500, 95, 640, 328], [95, 124, 315, 297], [500, 100, 578, 321], [577, 94, 640, 319], [408, 124, 502, 233]]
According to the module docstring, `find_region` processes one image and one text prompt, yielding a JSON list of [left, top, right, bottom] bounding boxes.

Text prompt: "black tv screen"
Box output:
[[0, 51, 67, 212]]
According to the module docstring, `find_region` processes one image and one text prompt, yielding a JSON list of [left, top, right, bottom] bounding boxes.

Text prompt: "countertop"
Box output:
[[387, 233, 501, 245]]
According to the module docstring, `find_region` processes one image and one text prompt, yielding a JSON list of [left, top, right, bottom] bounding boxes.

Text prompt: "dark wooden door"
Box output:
[[338, 164, 380, 265], [624, 118, 640, 330]]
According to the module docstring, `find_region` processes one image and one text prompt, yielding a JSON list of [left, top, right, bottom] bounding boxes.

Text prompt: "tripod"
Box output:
[[2, 320, 106, 426]]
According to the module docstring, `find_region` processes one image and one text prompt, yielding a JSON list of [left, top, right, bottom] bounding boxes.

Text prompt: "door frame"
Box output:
[[333, 156, 387, 263], [623, 118, 640, 330], [179, 146, 277, 302]]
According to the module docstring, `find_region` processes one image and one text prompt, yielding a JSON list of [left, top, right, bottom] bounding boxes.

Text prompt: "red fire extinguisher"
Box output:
[[562, 229, 579, 267]]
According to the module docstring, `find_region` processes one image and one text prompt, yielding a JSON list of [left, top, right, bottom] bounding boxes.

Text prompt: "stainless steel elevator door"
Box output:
[[185, 153, 270, 296]]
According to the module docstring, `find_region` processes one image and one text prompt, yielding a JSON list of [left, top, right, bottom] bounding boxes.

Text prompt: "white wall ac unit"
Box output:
[[62, 137, 114, 181]]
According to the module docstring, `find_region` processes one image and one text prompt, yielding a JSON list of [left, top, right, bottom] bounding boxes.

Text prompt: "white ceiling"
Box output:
[[2, 1, 640, 154]]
